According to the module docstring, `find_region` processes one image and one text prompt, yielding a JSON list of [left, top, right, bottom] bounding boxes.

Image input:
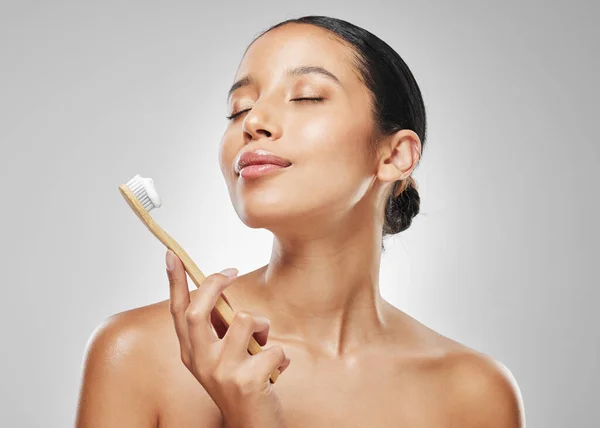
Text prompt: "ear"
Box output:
[[376, 129, 422, 184]]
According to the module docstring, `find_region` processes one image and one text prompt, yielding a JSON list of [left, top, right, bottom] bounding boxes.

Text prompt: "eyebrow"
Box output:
[[226, 65, 341, 103]]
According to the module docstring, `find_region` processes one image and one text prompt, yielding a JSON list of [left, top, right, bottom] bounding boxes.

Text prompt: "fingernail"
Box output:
[[219, 268, 238, 277], [166, 250, 175, 271]]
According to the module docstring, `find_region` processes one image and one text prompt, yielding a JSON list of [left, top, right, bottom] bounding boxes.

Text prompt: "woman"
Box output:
[[76, 15, 525, 427]]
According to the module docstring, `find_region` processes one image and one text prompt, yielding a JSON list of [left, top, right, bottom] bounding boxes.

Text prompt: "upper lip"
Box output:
[[234, 149, 292, 175]]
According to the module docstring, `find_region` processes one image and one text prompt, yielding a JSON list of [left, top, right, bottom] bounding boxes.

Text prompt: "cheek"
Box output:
[[300, 112, 371, 167], [296, 117, 373, 201]]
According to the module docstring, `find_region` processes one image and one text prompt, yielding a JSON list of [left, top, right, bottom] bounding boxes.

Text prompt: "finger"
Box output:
[[252, 345, 291, 380], [251, 314, 270, 347], [166, 249, 192, 365], [221, 311, 270, 361], [211, 308, 269, 346], [186, 270, 238, 347], [219, 309, 270, 347]]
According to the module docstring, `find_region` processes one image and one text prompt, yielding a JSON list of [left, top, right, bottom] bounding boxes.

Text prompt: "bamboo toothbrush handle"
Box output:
[[119, 184, 281, 383]]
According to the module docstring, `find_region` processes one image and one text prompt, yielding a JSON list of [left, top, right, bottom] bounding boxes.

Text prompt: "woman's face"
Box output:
[[219, 23, 381, 234]]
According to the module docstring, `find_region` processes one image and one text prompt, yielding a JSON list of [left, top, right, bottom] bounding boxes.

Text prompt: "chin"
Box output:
[[233, 194, 295, 229]]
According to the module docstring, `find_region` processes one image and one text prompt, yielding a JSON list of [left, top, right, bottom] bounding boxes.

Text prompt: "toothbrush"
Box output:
[[118, 174, 281, 384]]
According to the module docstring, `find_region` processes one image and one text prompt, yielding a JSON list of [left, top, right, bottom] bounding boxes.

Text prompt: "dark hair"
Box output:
[[250, 15, 427, 248]]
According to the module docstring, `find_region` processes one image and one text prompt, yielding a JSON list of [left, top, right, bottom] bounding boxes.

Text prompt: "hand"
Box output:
[[165, 250, 291, 428]]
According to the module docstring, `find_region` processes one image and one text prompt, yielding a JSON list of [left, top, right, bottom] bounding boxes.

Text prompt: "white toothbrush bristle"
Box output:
[[125, 174, 162, 212]]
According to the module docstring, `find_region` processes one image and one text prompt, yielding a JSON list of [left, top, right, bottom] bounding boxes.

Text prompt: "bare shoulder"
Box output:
[[75, 299, 174, 427], [383, 306, 525, 427], [83, 299, 174, 363], [81, 298, 178, 378], [404, 316, 527, 428], [438, 349, 526, 427]]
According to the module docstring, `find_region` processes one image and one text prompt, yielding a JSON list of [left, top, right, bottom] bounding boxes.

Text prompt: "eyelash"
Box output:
[[225, 97, 324, 120]]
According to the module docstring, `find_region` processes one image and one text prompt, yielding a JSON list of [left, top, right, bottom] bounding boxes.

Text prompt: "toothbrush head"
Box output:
[[122, 174, 162, 213], [119, 174, 169, 250]]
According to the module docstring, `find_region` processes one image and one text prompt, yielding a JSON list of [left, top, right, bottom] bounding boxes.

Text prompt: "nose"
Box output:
[[241, 101, 281, 144]]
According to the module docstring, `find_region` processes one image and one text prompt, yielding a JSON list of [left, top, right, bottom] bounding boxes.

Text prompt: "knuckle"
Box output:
[[185, 308, 203, 324], [167, 272, 179, 287], [232, 311, 252, 327], [209, 365, 259, 396], [269, 345, 286, 360], [235, 372, 260, 396], [169, 301, 186, 316]]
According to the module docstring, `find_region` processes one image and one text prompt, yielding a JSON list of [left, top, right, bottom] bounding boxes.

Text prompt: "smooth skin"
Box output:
[[75, 23, 525, 427]]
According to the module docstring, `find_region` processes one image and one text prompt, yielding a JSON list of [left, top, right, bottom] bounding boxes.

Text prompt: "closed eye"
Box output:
[[292, 97, 324, 102], [225, 97, 324, 120]]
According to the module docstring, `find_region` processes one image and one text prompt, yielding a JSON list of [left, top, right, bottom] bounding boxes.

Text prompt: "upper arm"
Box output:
[[447, 352, 526, 428], [75, 312, 159, 427]]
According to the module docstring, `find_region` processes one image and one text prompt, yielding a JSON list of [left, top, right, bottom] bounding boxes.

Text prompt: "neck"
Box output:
[[252, 220, 390, 358]]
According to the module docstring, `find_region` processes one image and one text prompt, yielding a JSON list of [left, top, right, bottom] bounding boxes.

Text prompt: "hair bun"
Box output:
[[383, 177, 420, 236]]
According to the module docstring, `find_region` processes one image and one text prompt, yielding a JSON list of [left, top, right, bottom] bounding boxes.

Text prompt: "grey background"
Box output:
[[1, 1, 598, 427]]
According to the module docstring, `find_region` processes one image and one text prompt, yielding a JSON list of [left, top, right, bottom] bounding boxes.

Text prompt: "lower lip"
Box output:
[[239, 164, 289, 179]]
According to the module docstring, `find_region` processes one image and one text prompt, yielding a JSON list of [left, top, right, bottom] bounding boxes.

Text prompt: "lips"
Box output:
[[235, 150, 292, 175]]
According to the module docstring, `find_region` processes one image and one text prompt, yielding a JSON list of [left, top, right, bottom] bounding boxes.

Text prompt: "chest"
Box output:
[[157, 361, 452, 428], [275, 368, 453, 428]]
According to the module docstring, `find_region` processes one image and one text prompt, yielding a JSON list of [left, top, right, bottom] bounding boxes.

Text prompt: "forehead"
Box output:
[[233, 23, 360, 89]]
